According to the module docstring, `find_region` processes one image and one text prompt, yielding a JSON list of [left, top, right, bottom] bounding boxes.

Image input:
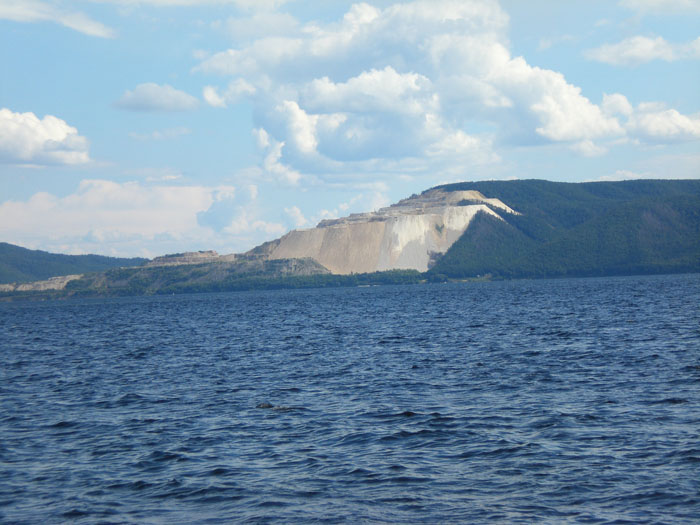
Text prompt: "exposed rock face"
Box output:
[[147, 250, 236, 267], [0, 274, 83, 292], [68, 257, 331, 296], [252, 189, 519, 274]]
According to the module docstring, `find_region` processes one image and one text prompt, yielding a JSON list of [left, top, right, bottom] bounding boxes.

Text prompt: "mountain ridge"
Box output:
[[2, 179, 699, 297], [429, 179, 700, 279], [0, 242, 148, 284]]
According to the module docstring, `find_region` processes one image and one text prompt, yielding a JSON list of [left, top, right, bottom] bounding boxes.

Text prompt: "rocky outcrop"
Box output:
[[0, 274, 83, 292], [64, 256, 331, 296], [250, 189, 519, 274], [147, 250, 236, 267]]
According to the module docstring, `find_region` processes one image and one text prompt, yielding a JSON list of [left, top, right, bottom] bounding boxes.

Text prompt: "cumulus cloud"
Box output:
[[115, 83, 199, 112], [255, 128, 302, 185], [0, 179, 212, 253], [0, 108, 90, 165], [0, 0, 115, 38], [585, 36, 700, 66], [599, 94, 700, 143], [313, 187, 391, 225], [284, 206, 308, 228], [627, 104, 700, 142], [197, 0, 667, 184], [0, 179, 286, 256], [202, 79, 256, 108], [602, 93, 634, 117]]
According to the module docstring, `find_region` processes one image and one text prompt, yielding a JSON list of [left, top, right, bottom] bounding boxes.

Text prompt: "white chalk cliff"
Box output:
[[252, 189, 519, 274]]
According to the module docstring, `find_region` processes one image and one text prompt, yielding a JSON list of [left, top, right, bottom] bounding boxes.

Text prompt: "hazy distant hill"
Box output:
[[0, 242, 148, 284], [429, 179, 700, 279]]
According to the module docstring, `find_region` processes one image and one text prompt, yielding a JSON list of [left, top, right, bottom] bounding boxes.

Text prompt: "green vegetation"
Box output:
[[430, 179, 700, 279], [16, 265, 420, 300], [2, 179, 698, 300], [0, 242, 147, 284]]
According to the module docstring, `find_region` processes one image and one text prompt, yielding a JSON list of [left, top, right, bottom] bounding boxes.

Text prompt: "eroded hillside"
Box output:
[[249, 189, 519, 274]]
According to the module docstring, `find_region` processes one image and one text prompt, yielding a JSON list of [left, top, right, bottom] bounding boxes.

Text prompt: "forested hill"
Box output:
[[429, 179, 700, 279], [0, 242, 148, 284]]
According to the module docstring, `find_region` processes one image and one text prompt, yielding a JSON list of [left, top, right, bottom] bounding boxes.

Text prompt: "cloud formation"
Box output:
[[203, 79, 256, 108], [603, 95, 700, 143], [0, 0, 116, 38], [115, 83, 199, 112], [585, 36, 700, 66], [0, 108, 90, 165], [198, 0, 693, 184], [0, 179, 286, 256]]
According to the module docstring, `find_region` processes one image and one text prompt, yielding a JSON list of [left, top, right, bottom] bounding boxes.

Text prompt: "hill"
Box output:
[[0, 242, 148, 284], [429, 179, 700, 279], [2, 179, 698, 299]]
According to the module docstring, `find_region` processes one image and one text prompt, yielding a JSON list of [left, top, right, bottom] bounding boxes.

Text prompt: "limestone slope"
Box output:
[[252, 189, 519, 274]]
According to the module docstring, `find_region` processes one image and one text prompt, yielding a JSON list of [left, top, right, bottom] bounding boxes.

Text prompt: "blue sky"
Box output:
[[1, 0, 699, 257]]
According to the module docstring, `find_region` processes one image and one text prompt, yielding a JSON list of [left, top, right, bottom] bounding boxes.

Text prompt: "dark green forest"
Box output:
[[429, 179, 700, 279], [0, 242, 148, 284]]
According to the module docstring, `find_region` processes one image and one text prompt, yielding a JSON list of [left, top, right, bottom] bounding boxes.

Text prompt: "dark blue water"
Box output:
[[1, 274, 699, 523]]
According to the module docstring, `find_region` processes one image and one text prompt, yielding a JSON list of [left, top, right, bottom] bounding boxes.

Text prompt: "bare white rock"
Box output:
[[263, 189, 519, 274]]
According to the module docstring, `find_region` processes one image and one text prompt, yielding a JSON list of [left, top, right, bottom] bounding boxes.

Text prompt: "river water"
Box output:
[[1, 274, 699, 523]]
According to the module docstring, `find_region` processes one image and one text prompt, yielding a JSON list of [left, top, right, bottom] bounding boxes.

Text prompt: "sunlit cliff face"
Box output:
[[261, 189, 519, 274]]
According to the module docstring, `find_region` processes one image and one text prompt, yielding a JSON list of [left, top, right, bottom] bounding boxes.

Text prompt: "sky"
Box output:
[[1, 0, 699, 258]]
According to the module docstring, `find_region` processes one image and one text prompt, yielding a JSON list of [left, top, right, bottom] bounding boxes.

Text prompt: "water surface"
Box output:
[[1, 274, 699, 523]]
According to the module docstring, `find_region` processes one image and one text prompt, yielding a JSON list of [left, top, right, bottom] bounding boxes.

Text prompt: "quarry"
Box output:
[[248, 189, 520, 274]]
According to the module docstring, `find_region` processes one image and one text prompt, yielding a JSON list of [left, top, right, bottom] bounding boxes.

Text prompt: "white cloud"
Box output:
[[570, 140, 608, 157], [277, 100, 322, 154], [585, 36, 700, 66], [115, 83, 199, 112], [302, 66, 436, 116], [497, 60, 625, 142], [0, 178, 287, 257], [591, 164, 700, 181], [255, 127, 302, 185], [0, 0, 115, 38], [599, 94, 700, 143], [0, 179, 212, 251], [313, 189, 389, 225], [619, 0, 700, 13], [0, 108, 90, 165], [193, 0, 699, 185], [202, 86, 227, 108], [203, 79, 256, 108], [195, 0, 635, 177], [284, 205, 308, 228], [222, 210, 285, 236], [602, 93, 634, 117], [627, 105, 700, 142]]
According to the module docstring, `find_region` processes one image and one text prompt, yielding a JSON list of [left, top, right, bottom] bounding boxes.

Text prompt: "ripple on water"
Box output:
[[0, 274, 699, 523]]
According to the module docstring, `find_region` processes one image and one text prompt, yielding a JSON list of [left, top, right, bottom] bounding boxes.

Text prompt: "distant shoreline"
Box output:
[[2, 269, 698, 302]]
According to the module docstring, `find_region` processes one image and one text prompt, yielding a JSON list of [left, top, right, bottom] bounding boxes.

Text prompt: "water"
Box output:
[[1, 274, 699, 524]]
